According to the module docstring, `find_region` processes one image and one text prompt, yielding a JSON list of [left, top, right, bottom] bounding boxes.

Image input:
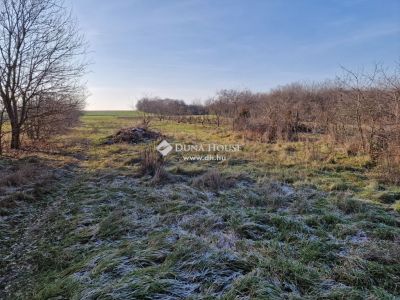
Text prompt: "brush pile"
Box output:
[[103, 127, 161, 145]]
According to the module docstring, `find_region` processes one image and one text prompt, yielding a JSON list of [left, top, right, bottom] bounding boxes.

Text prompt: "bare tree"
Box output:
[[0, 0, 87, 149], [381, 63, 400, 144], [205, 97, 225, 127]]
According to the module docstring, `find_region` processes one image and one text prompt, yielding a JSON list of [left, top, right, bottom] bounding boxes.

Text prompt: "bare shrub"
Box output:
[[24, 94, 85, 141], [139, 114, 151, 129], [381, 165, 400, 185], [345, 142, 361, 157], [368, 129, 389, 164]]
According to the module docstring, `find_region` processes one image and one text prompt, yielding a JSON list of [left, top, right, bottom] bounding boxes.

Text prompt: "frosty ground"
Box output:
[[1, 111, 399, 299]]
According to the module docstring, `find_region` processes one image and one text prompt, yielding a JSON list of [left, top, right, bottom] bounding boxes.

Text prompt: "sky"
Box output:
[[66, 0, 400, 110]]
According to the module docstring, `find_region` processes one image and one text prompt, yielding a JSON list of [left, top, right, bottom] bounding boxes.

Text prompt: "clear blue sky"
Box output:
[[67, 0, 400, 110]]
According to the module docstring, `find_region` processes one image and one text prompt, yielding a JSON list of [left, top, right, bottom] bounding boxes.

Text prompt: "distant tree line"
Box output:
[[136, 97, 207, 117]]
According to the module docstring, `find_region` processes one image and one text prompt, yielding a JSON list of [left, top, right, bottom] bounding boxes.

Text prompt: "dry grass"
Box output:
[[345, 141, 361, 157], [149, 165, 170, 185], [139, 147, 171, 185], [2, 113, 400, 299], [191, 169, 235, 192], [332, 194, 367, 214], [0, 164, 39, 187], [377, 152, 400, 185], [139, 148, 163, 176]]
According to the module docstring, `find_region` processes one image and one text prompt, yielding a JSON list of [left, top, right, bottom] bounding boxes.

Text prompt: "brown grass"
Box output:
[[149, 165, 170, 185], [0, 164, 38, 187], [192, 169, 235, 192], [139, 148, 163, 176]]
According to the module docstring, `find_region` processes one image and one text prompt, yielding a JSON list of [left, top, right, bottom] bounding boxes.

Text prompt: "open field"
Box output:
[[1, 112, 399, 299]]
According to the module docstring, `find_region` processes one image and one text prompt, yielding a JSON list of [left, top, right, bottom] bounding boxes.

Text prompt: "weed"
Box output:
[[139, 147, 163, 176]]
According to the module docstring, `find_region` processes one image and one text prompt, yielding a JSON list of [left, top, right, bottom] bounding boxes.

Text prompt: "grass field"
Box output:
[[1, 111, 399, 299]]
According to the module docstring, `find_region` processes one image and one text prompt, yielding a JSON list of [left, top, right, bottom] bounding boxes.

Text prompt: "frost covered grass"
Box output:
[[1, 112, 399, 299]]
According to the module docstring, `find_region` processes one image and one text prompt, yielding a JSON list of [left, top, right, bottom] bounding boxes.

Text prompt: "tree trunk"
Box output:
[[0, 110, 4, 155], [10, 126, 21, 149]]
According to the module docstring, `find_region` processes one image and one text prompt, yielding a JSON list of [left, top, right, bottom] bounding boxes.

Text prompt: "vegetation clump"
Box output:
[[191, 169, 236, 192], [103, 127, 162, 145]]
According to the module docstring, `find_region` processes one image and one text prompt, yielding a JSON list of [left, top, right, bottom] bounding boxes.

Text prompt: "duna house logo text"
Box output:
[[157, 140, 241, 157]]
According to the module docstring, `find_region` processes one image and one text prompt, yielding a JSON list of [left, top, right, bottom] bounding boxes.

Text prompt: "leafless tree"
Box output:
[[0, 0, 87, 149], [205, 97, 225, 127], [381, 63, 400, 143]]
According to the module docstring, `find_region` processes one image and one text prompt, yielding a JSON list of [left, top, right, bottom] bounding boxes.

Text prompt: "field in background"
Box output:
[[78, 111, 400, 204], [1, 111, 399, 299], [83, 110, 141, 117]]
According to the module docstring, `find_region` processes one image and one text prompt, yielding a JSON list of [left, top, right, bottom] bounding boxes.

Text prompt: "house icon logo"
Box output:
[[156, 140, 173, 156]]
